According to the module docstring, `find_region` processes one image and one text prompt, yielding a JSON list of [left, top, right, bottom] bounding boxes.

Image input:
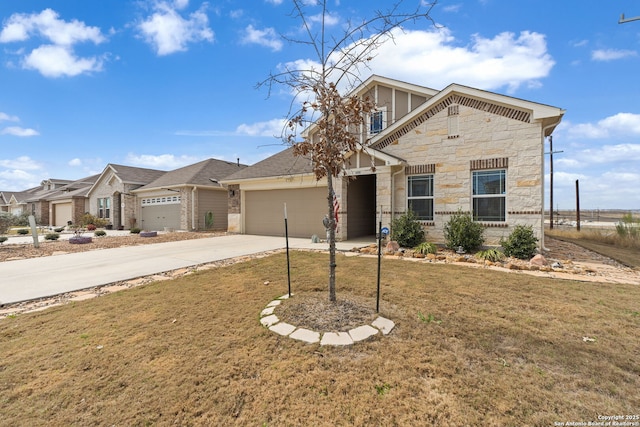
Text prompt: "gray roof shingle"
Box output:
[[223, 147, 313, 182], [136, 158, 248, 190]]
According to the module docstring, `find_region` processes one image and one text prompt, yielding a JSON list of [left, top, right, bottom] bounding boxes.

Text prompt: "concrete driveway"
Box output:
[[0, 234, 374, 305]]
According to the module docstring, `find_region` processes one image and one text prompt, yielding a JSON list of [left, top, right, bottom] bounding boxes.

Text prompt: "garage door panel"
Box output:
[[245, 188, 327, 238], [141, 205, 180, 231], [54, 204, 72, 227]]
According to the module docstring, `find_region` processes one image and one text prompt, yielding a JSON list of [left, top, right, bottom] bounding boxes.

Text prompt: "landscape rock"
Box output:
[[386, 241, 400, 252], [530, 254, 548, 266]]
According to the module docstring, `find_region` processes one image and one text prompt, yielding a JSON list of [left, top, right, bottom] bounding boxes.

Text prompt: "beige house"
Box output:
[[222, 75, 565, 247], [131, 158, 247, 231]]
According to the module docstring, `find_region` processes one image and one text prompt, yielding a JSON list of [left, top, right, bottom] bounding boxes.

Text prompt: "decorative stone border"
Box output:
[[260, 294, 395, 346]]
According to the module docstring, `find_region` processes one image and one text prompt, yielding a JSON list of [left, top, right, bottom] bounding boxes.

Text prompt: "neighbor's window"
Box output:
[[98, 197, 111, 219], [407, 174, 434, 221], [472, 169, 506, 221]]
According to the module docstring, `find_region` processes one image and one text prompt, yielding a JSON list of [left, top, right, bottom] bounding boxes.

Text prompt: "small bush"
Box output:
[[0, 236, 8, 245], [443, 210, 485, 252], [54, 227, 65, 233], [0, 213, 11, 234], [86, 224, 97, 231], [501, 225, 538, 260], [414, 242, 437, 255], [476, 248, 505, 262], [94, 230, 107, 237], [391, 210, 425, 248], [130, 227, 141, 234], [17, 228, 29, 235], [80, 213, 109, 228], [45, 232, 60, 241]]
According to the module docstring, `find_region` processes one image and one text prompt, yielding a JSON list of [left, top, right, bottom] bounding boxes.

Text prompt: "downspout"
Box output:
[[192, 186, 197, 231], [541, 118, 562, 252]]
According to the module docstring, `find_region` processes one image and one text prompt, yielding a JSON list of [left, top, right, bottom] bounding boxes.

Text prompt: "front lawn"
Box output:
[[1, 251, 638, 425]]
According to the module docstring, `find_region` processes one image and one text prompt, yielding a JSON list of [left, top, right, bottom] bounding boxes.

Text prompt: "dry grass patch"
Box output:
[[1, 251, 639, 426]]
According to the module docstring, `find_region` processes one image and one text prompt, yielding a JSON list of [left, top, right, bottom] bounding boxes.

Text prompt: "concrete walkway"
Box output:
[[0, 234, 375, 305]]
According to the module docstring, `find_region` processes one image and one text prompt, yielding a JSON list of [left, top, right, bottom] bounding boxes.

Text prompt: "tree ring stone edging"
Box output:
[[260, 294, 395, 346]]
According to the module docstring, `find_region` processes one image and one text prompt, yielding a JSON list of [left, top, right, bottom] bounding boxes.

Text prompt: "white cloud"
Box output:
[[308, 12, 340, 27], [173, 0, 190, 10], [241, 25, 283, 52], [68, 158, 82, 166], [567, 113, 640, 140], [22, 44, 103, 77], [0, 112, 20, 122], [0, 8, 105, 45], [314, 28, 554, 94], [0, 156, 42, 170], [124, 153, 203, 169], [138, 2, 214, 56], [0, 8, 107, 78], [579, 144, 640, 164], [265, 0, 284, 5], [591, 49, 637, 61], [236, 119, 288, 137], [1, 126, 40, 137]]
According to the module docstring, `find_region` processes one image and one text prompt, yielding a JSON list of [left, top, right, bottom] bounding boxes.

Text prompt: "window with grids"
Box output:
[[472, 170, 506, 221], [368, 107, 386, 135], [98, 197, 111, 219], [407, 175, 434, 220]]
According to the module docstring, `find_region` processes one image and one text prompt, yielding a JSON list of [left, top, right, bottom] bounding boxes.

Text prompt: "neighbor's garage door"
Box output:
[[53, 203, 72, 226], [140, 204, 180, 231], [245, 187, 327, 238]]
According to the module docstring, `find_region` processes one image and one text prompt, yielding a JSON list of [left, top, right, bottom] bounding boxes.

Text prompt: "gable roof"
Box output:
[[222, 147, 315, 182], [371, 82, 565, 150], [134, 158, 248, 191], [104, 164, 167, 185]]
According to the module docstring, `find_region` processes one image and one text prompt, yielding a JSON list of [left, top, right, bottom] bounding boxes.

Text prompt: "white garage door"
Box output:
[[54, 203, 72, 226], [245, 187, 327, 238], [140, 205, 180, 231]]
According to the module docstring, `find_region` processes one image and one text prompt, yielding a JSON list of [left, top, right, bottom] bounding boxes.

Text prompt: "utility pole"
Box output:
[[619, 13, 640, 24], [545, 135, 563, 229], [575, 180, 581, 232]]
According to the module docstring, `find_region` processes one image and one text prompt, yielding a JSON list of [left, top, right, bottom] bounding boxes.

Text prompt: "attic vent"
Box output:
[[448, 105, 459, 116]]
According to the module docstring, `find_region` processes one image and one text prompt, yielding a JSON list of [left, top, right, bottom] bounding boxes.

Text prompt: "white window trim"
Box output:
[[407, 174, 434, 221], [472, 169, 507, 222], [367, 106, 387, 136]]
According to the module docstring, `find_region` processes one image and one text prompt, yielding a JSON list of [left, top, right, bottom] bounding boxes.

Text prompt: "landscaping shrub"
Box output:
[[86, 224, 97, 231], [130, 227, 141, 234], [0, 213, 11, 234], [45, 232, 60, 241], [475, 248, 505, 262], [80, 213, 109, 228], [17, 228, 29, 235], [391, 210, 425, 248], [54, 227, 65, 233], [616, 213, 639, 241], [443, 210, 485, 252], [414, 242, 437, 255], [501, 225, 538, 260], [94, 230, 107, 237], [0, 236, 7, 245]]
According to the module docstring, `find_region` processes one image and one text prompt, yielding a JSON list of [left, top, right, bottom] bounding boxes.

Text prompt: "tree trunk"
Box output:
[[327, 174, 337, 302]]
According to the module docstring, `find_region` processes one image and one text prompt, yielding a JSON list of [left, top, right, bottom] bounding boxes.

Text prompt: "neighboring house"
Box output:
[[1, 178, 76, 225], [87, 164, 169, 230], [222, 75, 565, 247], [131, 158, 247, 231], [39, 176, 99, 226]]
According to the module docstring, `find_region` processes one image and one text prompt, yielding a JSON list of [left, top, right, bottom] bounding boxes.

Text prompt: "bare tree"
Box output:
[[259, 0, 437, 302]]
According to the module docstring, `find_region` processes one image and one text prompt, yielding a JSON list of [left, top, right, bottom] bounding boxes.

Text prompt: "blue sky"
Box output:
[[0, 0, 638, 210]]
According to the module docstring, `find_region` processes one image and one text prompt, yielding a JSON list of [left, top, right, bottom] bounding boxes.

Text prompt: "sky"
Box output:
[[0, 0, 639, 211]]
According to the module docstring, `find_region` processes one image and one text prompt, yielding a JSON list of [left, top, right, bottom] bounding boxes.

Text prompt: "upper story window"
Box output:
[[368, 107, 387, 135], [407, 174, 434, 221], [472, 169, 506, 222]]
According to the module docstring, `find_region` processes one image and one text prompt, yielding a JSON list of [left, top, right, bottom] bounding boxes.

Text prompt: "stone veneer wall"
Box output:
[[385, 103, 543, 246]]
